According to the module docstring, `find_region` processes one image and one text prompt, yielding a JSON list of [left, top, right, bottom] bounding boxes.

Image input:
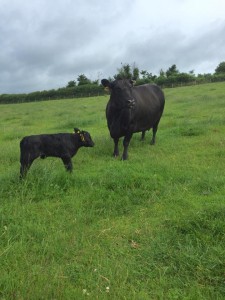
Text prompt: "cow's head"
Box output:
[[101, 79, 135, 109], [74, 128, 94, 147]]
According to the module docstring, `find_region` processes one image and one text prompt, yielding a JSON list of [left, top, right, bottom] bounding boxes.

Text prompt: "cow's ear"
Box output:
[[74, 128, 80, 134], [130, 80, 136, 86], [101, 79, 110, 87]]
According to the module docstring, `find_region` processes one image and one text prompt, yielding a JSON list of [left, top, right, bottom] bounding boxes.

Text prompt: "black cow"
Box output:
[[20, 128, 94, 177], [101, 79, 165, 160]]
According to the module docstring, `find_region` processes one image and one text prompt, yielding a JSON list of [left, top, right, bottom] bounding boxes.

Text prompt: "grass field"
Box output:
[[0, 82, 225, 299]]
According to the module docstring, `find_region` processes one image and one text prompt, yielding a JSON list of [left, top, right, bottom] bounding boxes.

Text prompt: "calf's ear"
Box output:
[[80, 133, 85, 142], [74, 128, 80, 133]]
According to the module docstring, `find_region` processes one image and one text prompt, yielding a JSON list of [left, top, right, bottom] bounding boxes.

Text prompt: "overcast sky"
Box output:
[[1, 0, 225, 94]]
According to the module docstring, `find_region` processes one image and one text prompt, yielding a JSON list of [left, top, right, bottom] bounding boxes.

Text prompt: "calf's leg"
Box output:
[[141, 131, 145, 141], [61, 156, 73, 172], [20, 155, 36, 178]]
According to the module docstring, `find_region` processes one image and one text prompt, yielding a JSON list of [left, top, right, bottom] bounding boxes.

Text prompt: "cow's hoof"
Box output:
[[113, 153, 119, 158]]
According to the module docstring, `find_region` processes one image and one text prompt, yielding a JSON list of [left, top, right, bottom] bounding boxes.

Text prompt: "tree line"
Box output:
[[1, 62, 225, 104]]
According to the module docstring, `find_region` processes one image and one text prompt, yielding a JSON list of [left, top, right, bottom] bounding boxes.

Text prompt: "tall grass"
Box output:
[[0, 82, 225, 299]]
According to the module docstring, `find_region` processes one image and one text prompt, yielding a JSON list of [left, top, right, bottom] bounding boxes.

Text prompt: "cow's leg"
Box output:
[[61, 156, 73, 172], [150, 121, 159, 145], [122, 133, 133, 160], [113, 138, 119, 157], [141, 131, 145, 141]]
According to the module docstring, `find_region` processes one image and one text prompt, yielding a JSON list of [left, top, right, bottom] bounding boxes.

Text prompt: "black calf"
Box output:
[[20, 128, 94, 178]]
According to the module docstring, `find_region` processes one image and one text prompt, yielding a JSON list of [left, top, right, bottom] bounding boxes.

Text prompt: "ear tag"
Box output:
[[80, 134, 85, 142]]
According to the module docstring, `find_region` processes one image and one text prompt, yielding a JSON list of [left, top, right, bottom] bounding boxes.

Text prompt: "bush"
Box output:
[[0, 84, 106, 104]]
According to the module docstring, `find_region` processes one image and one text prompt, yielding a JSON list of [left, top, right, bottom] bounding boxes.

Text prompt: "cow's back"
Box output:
[[130, 84, 165, 133], [133, 84, 164, 110]]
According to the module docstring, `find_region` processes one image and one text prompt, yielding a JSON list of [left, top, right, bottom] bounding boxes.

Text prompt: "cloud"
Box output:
[[123, 20, 225, 75], [0, 0, 225, 93]]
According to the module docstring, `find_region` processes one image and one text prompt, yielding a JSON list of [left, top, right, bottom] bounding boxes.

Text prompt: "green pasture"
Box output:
[[0, 82, 225, 299]]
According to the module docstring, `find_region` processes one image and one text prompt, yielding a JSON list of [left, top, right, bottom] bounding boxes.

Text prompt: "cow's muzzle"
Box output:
[[127, 99, 135, 108]]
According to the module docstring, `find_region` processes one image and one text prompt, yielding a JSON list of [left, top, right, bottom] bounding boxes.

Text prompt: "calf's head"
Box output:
[[74, 128, 94, 147]]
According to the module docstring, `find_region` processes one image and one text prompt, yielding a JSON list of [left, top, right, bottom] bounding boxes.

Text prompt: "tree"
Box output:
[[114, 63, 132, 79], [92, 79, 99, 85], [140, 70, 156, 81], [159, 69, 166, 77], [215, 62, 225, 74], [114, 63, 139, 80], [166, 64, 179, 77], [133, 66, 140, 80], [77, 74, 91, 86], [66, 80, 76, 88]]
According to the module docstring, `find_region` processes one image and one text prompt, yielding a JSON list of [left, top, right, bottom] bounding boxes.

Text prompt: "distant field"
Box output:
[[0, 82, 225, 299]]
